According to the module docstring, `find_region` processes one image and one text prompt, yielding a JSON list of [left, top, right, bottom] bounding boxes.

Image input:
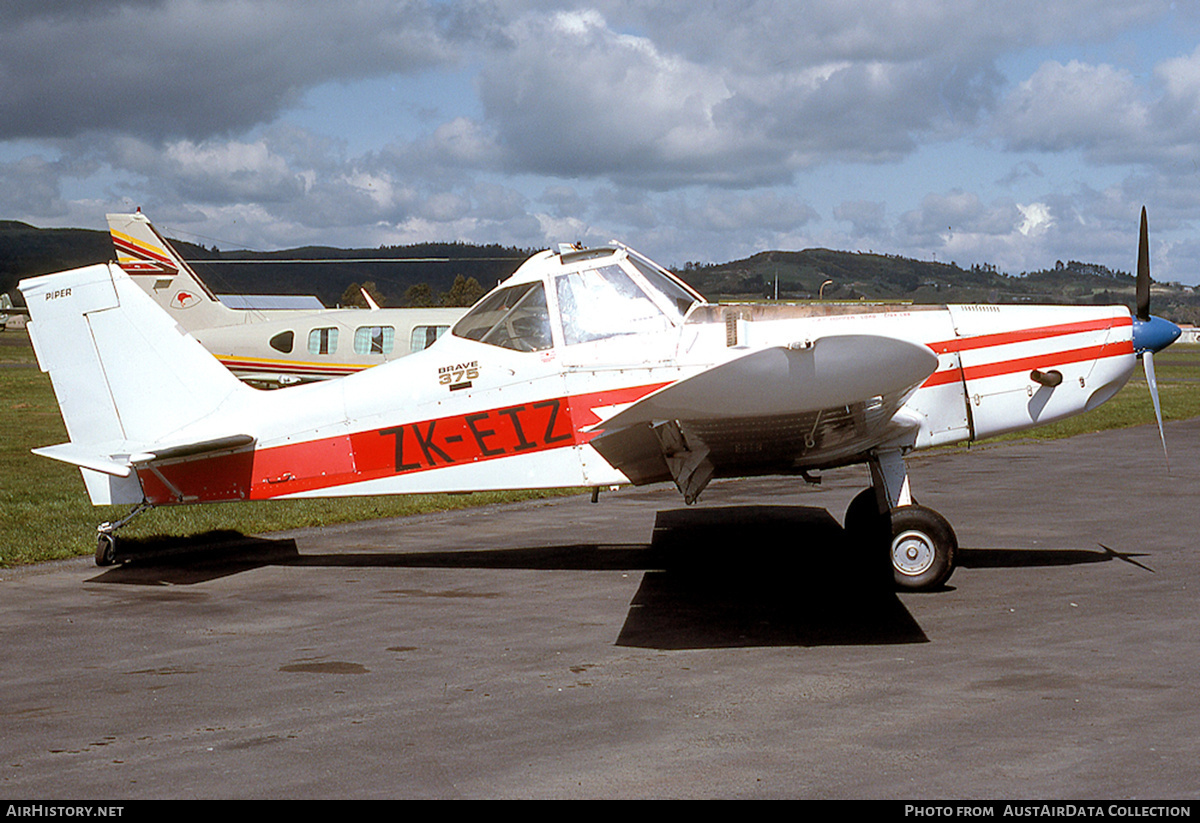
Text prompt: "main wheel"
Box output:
[[95, 532, 117, 567], [843, 488, 892, 589], [888, 505, 956, 591], [844, 488, 885, 536]]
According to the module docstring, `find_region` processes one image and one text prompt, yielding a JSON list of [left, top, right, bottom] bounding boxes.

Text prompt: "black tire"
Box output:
[[843, 488, 892, 589], [844, 488, 885, 536], [95, 532, 117, 567], [889, 505, 956, 591]]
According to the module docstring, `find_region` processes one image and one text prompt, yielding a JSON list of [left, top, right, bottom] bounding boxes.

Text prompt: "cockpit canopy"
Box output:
[[452, 244, 704, 352]]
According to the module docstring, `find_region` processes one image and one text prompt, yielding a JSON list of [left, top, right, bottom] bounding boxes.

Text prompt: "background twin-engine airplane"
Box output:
[[20, 209, 1180, 590], [107, 211, 465, 388]]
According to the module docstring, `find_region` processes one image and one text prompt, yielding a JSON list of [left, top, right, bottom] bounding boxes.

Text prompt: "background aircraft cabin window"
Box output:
[[354, 325, 395, 355], [451, 282, 552, 352], [269, 330, 294, 353], [410, 324, 449, 352], [308, 327, 338, 355], [626, 256, 700, 319], [556, 264, 672, 345]]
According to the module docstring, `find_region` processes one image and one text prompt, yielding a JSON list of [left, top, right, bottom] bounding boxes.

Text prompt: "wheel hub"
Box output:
[[892, 529, 935, 577]]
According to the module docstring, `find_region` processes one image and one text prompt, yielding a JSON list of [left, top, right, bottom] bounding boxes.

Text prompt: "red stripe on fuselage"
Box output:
[[927, 316, 1131, 355], [135, 382, 670, 504], [920, 316, 1133, 388]]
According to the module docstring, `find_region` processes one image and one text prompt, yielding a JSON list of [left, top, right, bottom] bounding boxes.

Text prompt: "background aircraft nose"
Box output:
[[1133, 314, 1181, 355]]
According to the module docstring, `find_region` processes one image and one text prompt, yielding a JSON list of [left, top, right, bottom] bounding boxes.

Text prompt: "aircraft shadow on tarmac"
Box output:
[[87, 505, 1143, 649], [616, 505, 924, 649]]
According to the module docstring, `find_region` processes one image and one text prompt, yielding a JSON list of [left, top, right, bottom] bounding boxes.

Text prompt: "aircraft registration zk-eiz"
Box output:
[[20, 209, 1180, 590]]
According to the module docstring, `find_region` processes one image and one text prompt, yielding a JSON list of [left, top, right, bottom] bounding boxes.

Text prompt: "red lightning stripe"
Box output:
[[920, 316, 1133, 388]]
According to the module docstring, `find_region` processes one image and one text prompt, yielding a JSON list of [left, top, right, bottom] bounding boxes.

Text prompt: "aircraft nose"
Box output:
[[1133, 314, 1181, 355]]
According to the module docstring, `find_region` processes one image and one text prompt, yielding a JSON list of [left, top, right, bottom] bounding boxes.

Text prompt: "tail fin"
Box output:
[[20, 262, 251, 504], [107, 211, 237, 329]]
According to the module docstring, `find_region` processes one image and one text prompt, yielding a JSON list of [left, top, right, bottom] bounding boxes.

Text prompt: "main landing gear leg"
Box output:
[[95, 501, 154, 567], [844, 449, 957, 591]]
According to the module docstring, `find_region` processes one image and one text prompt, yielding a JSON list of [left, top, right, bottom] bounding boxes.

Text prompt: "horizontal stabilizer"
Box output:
[[33, 434, 256, 478], [32, 442, 135, 477], [595, 334, 938, 431]]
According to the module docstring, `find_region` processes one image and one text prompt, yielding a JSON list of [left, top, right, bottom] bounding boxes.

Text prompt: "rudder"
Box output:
[[21, 262, 250, 504]]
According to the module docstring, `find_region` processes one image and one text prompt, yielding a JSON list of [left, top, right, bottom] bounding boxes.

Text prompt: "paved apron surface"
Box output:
[[2, 420, 1198, 799]]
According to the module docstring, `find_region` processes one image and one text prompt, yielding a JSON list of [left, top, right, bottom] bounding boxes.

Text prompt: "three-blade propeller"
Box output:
[[1130, 207, 1182, 468]]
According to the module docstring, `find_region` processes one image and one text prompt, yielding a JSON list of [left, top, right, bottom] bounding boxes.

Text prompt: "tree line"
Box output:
[[338, 274, 488, 308]]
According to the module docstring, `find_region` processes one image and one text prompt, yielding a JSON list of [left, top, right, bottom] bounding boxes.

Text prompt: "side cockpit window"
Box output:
[[625, 255, 700, 320], [451, 282, 552, 352]]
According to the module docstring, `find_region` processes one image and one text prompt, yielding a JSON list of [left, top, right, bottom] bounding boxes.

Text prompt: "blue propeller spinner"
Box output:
[[1131, 207, 1181, 467]]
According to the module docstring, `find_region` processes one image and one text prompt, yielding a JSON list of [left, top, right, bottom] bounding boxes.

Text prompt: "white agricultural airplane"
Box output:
[[107, 212, 465, 387], [21, 209, 1180, 589]]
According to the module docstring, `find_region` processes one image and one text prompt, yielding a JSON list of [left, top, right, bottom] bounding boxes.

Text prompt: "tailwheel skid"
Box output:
[[844, 487, 957, 592], [94, 501, 154, 567]]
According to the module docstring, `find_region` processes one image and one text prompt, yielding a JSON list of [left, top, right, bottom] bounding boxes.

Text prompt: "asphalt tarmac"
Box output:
[[2, 420, 1199, 800]]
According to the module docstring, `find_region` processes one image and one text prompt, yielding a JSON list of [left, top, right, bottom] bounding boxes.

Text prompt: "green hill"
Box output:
[[0, 221, 529, 308], [4, 221, 1198, 323], [676, 248, 1200, 325]]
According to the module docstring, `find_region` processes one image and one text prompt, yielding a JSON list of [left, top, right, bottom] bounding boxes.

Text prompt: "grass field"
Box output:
[[0, 328, 579, 566], [2, 327, 1197, 567]]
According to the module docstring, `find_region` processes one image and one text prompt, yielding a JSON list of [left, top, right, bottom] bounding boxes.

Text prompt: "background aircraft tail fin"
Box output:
[[107, 211, 237, 328], [19, 262, 250, 503]]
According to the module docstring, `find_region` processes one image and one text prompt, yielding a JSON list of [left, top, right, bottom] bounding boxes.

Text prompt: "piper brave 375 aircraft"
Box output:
[[108, 212, 465, 387], [21, 209, 1180, 589]]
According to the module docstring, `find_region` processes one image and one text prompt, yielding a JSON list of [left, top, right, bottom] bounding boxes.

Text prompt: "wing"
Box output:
[[588, 334, 937, 501]]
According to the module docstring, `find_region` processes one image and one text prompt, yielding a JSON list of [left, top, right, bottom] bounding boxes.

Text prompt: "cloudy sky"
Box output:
[[4, 1, 1200, 283]]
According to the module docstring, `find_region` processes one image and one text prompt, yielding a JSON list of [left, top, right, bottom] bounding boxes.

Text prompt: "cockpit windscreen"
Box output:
[[556, 264, 674, 345]]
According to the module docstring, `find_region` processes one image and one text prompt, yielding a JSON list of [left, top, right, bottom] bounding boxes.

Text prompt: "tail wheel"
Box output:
[[889, 505, 956, 591], [95, 532, 117, 567]]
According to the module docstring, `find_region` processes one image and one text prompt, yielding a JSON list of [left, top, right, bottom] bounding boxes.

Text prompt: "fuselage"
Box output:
[[130, 245, 1135, 507]]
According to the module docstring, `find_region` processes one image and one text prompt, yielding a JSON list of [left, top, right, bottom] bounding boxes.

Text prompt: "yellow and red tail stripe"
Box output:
[[111, 229, 179, 274]]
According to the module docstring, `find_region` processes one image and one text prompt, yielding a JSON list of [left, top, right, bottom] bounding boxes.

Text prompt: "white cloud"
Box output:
[[1017, 202, 1054, 236], [477, 9, 741, 185], [5, 1, 1200, 282], [0, 1, 454, 141], [995, 61, 1149, 158]]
